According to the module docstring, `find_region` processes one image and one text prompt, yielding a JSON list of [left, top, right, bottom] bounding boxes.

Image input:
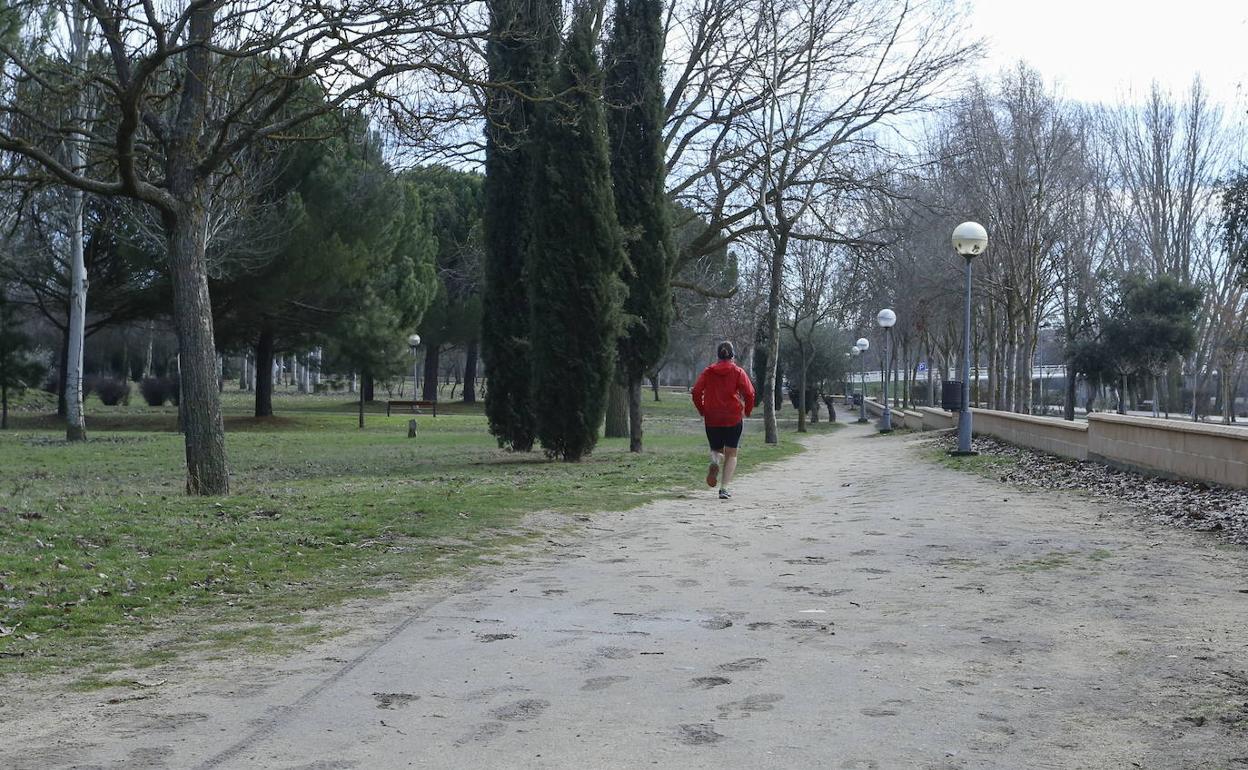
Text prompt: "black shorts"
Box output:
[[705, 422, 744, 451]]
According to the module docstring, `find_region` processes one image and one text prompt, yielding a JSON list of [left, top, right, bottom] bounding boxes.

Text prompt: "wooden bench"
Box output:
[[386, 400, 438, 417]]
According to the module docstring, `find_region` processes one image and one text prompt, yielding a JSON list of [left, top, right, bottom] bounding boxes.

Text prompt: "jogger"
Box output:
[[691, 342, 756, 499]]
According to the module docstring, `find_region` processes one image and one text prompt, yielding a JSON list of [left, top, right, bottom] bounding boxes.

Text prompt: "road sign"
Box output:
[[917, 362, 928, 373]]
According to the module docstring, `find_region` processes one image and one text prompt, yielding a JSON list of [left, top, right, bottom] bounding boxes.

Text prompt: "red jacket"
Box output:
[[692, 360, 756, 427]]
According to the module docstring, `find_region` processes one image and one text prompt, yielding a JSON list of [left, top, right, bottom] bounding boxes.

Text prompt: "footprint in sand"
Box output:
[[676, 723, 725, 745], [691, 676, 732, 689], [489, 699, 550, 722], [373, 692, 419, 710], [581, 676, 630, 692], [717, 693, 784, 718]]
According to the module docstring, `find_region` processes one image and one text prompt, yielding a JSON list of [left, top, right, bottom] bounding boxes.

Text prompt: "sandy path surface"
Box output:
[[5, 423, 1248, 769]]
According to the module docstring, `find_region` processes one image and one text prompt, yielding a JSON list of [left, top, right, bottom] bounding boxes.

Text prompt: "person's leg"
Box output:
[[718, 423, 744, 497], [705, 426, 723, 487], [720, 447, 738, 488]]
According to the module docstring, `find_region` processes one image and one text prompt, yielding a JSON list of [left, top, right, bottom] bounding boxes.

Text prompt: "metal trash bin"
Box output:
[[942, 381, 962, 412]]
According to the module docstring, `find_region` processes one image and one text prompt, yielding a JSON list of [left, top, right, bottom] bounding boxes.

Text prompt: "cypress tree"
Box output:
[[605, 0, 675, 453], [528, 3, 626, 461], [481, 0, 560, 451]]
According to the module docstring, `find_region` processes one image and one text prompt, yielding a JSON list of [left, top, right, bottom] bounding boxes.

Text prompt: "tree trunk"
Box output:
[[57, 324, 69, 417], [422, 344, 440, 401], [66, 179, 87, 441], [650, 374, 660, 402], [175, 354, 185, 434], [297, 353, 309, 394], [1064, 356, 1077, 421], [1, 381, 7, 429], [164, 196, 229, 495], [462, 339, 479, 403], [1223, 361, 1233, 424], [796, 357, 807, 433], [158, 4, 229, 494], [926, 354, 934, 407], [143, 320, 154, 378], [64, 12, 88, 442], [627, 375, 643, 453], [254, 325, 275, 417], [604, 380, 628, 438], [761, 232, 787, 445], [362, 373, 375, 403], [358, 379, 365, 429]]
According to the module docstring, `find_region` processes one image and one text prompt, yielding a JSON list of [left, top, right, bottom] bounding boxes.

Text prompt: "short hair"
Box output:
[[717, 341, 735, 360]]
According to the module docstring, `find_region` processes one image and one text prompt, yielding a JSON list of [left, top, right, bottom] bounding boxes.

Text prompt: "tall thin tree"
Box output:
[[606, 0, 674, 453], [62, 3, 91, 441], [529, 2, 626, 461], [482, 0, 561, 451]]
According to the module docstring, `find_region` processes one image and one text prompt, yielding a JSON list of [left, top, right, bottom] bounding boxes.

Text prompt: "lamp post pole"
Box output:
[[881, 333, 892, 431], [876, 310, 896, 433], [957, 257, 973, 450], [951, 221, 987, 456], [855, 338, 869, 423], [1036, 347, 1043, 416], [1191, 360, 1198, 422]]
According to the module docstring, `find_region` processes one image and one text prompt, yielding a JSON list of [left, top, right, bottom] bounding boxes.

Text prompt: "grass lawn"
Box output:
[[0, 386, 831, 680]]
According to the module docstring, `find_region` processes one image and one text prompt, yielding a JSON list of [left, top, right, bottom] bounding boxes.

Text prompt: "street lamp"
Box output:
[[876, 309, 896, 432], [951, 221, 987, 456], [855, 338, 869, 423], [408, 333, 421, 399], [1211, 369, 1220, 422], [1190, 358, 1198, 422], [1037, 321, 1051, 416]]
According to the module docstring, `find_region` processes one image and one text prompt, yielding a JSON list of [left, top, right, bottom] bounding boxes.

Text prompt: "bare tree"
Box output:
[[694, 0, 972, 442], [1052, 107, 1114, 419], [780, 236, 853, 431], [661, 0, 972, 301], [0, 0, 477, 493], [938, 66, 1084, 413]]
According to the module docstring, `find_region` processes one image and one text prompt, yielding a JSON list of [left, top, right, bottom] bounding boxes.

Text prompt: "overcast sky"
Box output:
[[969, 0, 1248, 110]]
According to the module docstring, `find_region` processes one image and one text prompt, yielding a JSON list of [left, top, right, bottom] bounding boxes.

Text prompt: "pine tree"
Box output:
[[528, 4, 626, 461], [481, 0, 560, 451], [605, 0, 674, 453]]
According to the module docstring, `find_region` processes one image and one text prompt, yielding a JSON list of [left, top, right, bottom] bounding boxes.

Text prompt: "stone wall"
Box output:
[[972, 409, 1090, 461], [857, 400, 937, 431], [1087, 413, 1248, 488], [847, 402, 1247, 488], [919, 407, 955, 431]]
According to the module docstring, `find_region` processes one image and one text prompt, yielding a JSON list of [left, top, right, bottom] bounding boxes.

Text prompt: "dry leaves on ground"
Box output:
[[935, 435, 1248, 545]]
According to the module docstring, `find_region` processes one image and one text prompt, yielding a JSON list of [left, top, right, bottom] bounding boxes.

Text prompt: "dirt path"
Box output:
[[6, 423, 1248, 769]]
